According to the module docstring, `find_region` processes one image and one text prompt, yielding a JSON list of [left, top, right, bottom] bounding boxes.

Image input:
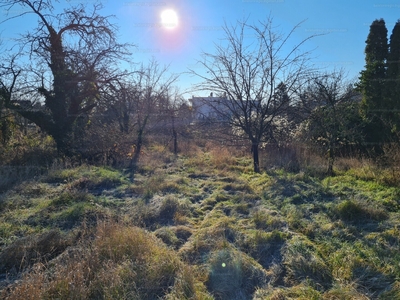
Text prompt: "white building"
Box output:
[[189, 93, 231, 121]]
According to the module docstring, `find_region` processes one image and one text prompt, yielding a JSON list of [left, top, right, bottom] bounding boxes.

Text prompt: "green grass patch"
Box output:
[[333, 199, 389, 223]]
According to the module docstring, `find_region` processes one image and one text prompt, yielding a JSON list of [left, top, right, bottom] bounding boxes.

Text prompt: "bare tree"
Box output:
[[0, 55, 21, 145], [0, 0, 131, 155], [82, 60, 179, 169], [127, 60, 178, 177], [156, 87, 191, 156], [296, 70, 363, 174], [190, 17, 317, 172]]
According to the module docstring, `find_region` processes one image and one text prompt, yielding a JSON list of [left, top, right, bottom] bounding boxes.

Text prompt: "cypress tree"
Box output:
[[358, 19, 389, 152], [387, 20, 400, 131]]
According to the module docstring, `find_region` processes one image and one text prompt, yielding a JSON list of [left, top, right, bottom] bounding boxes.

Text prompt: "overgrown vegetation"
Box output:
[[1, 143, 399, 299], [0, 2, 400, 299]]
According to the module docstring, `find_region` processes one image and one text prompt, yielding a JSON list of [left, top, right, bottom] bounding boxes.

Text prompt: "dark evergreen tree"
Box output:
[[358, 19, 389, 153], [272, 82, 290, 111], [387, 20, 400, 131]]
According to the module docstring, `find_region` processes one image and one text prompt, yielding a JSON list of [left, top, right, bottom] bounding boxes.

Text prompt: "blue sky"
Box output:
[[1, 0, 400, 97]]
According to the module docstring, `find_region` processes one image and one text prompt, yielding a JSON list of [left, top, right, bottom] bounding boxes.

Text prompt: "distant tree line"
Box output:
[[1, 1, 400, 175]]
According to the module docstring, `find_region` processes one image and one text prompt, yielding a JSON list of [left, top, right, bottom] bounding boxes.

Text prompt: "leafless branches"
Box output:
[[191, 17, 318, 172]]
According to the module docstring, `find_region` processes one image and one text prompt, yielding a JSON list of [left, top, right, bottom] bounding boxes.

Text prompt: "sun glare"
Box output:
[[161, 9, 178, 30]]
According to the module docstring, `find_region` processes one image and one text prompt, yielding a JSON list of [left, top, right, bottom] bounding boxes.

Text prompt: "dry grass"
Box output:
[[1, 220, 208, 299], [0, 166, 46, 193], [179, 139, 203, 157], [0, 230, 71, 273], [135, 144, 175, 174], [209, 147, 237, 169], [334, 156, 371, 172]]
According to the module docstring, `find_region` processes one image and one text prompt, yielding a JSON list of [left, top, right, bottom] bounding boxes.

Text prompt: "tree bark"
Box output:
[[252, 143, 260, 173], [327, 147, 334, 175], [172, 116, 178, 156], [129, 115, 149, 180]]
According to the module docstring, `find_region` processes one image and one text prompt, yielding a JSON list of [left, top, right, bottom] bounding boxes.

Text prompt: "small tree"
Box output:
[[157, 88, 190, 156], [127, 60, 178, 177], [191, 17, 316, 172], [86, 60, 179, 169], [298, 70, 363, 174]]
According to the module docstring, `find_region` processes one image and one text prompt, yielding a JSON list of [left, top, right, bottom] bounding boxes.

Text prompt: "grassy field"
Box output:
[[0, 145, 399, 299]]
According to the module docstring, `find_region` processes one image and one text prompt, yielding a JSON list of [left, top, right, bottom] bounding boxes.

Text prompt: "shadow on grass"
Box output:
[[265, 172, 335, 208]]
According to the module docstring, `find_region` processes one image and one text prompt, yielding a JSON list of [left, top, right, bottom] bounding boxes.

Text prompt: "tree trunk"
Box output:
[[130, 129, 143, 179], [327, 147, 334, 175], [173, 129, 178, 156], [172, 116, 178, 156], [252, 143, 260, 173], [129, 115, 149, 180]]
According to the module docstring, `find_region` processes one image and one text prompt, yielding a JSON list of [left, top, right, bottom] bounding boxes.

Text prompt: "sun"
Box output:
[[160, 9, 178, 30]]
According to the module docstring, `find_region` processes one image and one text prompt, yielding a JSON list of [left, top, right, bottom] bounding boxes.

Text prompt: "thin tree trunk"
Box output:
[[173, 129, 178, 156], [327, 147, 334, 175], [129, 132, 142, 181], [129, 115, 149, 180], [252, 143, 260, 173], [172, 116, 178, 156]]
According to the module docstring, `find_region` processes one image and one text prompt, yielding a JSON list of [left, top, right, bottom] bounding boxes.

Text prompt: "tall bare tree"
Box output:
[[0, 0, 131, 155], [190, 17, 317, 172]]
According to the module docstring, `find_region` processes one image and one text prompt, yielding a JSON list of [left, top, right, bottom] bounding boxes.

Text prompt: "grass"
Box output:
[[2, 221, 210, 299], [1, 144, 400, 299]]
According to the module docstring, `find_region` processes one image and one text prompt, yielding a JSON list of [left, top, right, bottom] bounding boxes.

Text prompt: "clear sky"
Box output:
[[1, 0, 400, 98]]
